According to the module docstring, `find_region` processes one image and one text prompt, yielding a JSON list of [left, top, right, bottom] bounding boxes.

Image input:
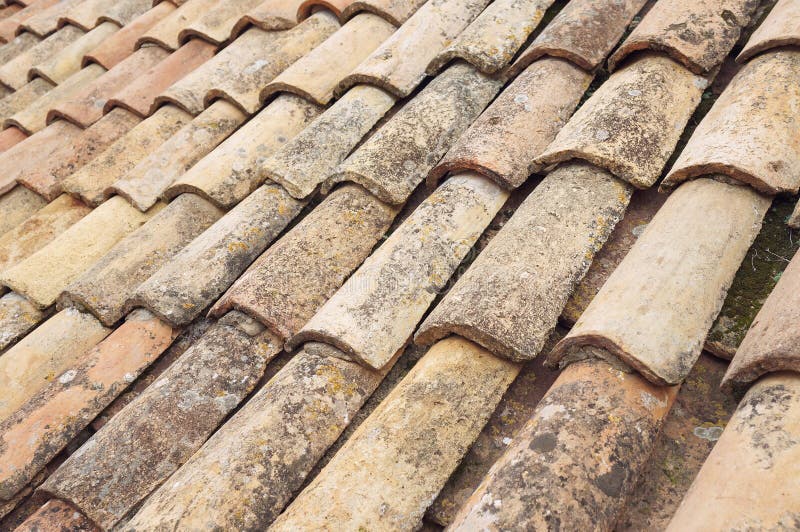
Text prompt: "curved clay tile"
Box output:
[[0, 25, 84, 90], [508, 0, 647, 76], [105, 39, 215, 117], [261, 85, 395, 199], [340, 0, 428, 26], [28, 21, 117, 84], [668, 372, 800, 530], [83, 2, 174, 69], [58, 0, 150, 31], [15, 496, 96, 532], [296, 0, 354, 20], [0, 196, 158, 309], [99, 0, 152, 26], [336, 0, 490, 98], [663, 50, 800, 195], [0, 117, 72, 196], [0, 308, 110, 423], [16, 0, 84, 38], [427, 0, 552, 75], [326, 63, 502, 204], [270, 336, 519, 531], [721, 250, 800, 391], [19, 108, 140, 200], [137, 0, 219, 51], [261, 13, 396, 106], [608, 0, 760, 74], [0, 78, 52, 124], [61, 194, 224, 326], [549, 179, 770, 386], [110, 100, 246, 211], [61, 105, 190, 206], [209, 184, 399, 339], [179, 0, 261, 45], [0, 124, 26, 154], [167, 94, 322, 209], [0, 3, 22, 21], [416, 162, 631, 361], [49, 46, 168, 128], [290, 174, 508, 370], [0, 185, 46, 235], [124, 345, 387, 530], [130, 183, 305, 327], [0, 292, 47, 356], [449, 358, 677, 531], [0, 310, 178, 503], [537, 54, 706, 189], [157, 13, 339, 115], [738, 0, 800, 62], [0, 0, 59, 43], [429, 58, 592, 189], [230, 0, 306, 36], [37, 313, 280, 530], [0, 32, 40, 66]]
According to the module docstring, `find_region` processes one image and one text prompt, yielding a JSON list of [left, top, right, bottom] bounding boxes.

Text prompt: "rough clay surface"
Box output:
[[0, 186, 46, 237], [271, 337, 520, 531], [292, 174, 508, 370], [416, 162, 633, 362], [608, 0, 759, 74], [537, 53, 707, 189], [663, 50, 800, 195], [510, 0, 648, 74], [430, 58, 592, 189], [667, 372, 800, 531], [139, 0, 220, 51], [341, 0, 428, 25], [60, 194, 224, 326], [179, 0, 263, 45], [38, 313, 280, 530], [168, 94, 322, 209], [15, 499, 97, 532], [231, 0, 306, 34], [551, 179, 771, 386], [132, 183, 305, 327], [337, 0, 491, 98], [124, 348, 387, 531], [211, 184, 399, 339], [327, 63, 502, 205], [0, 292, 46, 352], [449, 359, 677, 531], [0, 78, 53, 128], [262, 85, 395, 199], [0, 25, 84, 90], [427, 0, 552, 74], [738, 0, 800, 62], [30, 23, 118, 85]]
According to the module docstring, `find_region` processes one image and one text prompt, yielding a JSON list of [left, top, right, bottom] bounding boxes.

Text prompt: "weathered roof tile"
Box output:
[[0, 32, 40, 67], [29, 21, 117, 84], [0, 25, 84, 90], [230, 0, 306, 35], [738, 0, 800, 62], [179, 0, 262, 45], [297, 0, 355, 20], [0, 77, 53, 125], [340, 0, 427, 25], [0, 185, 46, 236], [0, 125, 26, 153], [138, 0, 219, 51], [0, 291, 47, 352], [59, 0, 150, 31], [15, 499, 97, 532], [17, 0, 84, 38], [0, 0, 59, 43]]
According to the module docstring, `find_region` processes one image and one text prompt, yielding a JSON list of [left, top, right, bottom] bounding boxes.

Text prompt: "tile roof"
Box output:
[[0, 0, 798, 529]]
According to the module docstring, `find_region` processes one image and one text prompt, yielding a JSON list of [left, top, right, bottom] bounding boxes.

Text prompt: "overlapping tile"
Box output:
[[0, 124, 25, 152], [167, 94, 323, 208], [230, 0, 306, 34], [297, 0, 355, 20], [738, 0, 800, 61], [58, 0, 150, 31], [426, 0, 552, 74], [0, 185, 45, 236], [336, 0, 490, 98], [179, 0, 262, 45], [29, 21, 117, 84], [17, 0, 83, 38], [340, 0, 428, 24], [608, 0, 760, 74], [15, 499, 97, 532], [138, 0, 219, 50], [261, 13, 396, 106], [326, 63, 502, 204], [0, 32, 40, 67], [0, 25, 84, 90], [0, 291, 47, 352], [0, 77, 52, 124], [0, 0, 59, 43]]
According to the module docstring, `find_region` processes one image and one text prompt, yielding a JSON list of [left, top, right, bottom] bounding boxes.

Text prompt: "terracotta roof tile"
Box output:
[[416, 162, 631, 361], [48, 46, 168, 127], [608, 0, 760, 73], [82, 2, 175, 69], [29, 21, 117, 84], [738, 0, 800, 61], [508, 0, 648, 75], [230, 0, 306, 35], [270, 337, 519, 530], [137, 0, 219, 51], [0, 123, 26, 152], [0, 0, 59, 43], [667, 372, 800, 530], [0, 185, 46, 235], [110, 100, 246, 211], [663, 50, 800, 195], [58, 0, 149, 31], [0, 310, 178, 501], [297, 0, 355, 21], [160, 13, 339, 115], [0, 307, 110, 422], [0, 291, 47, 352], [427, 0, 552, 75], [0, 196, 158, 309], [98, 0, 152, 27], [60, 194, 224, 326], [38, 312, 280, 529], [327, 63, 502, 204], [449, 358, 678, 530], [538, 54, 707, 189], [337, 0, 490, 98], [0, 78, 53, 126], [16, 500, 97, 531], [19, 108, 140, 199], [0, 31, 40, 66], [261, 13, 396, 106], [209, 184, 398, 339], [131, 183, 306, 327], [179, 0, 263, 45], [262, 85, 395, 199], [167, 94, 323, 208], [429, 58, 592, 189], [61, 104, 190, 205], [340, 0, 432, 26], [0, 3, 22, 20], [550, 179, 770, 385], [16, 0, 84, 38], [0, 25, 84, 90], [105, 39, 215, 117]]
